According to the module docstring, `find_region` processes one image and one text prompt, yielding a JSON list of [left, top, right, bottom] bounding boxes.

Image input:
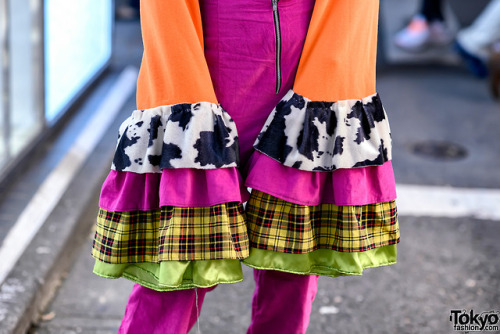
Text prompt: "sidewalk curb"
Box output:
[[0, 150, 112, 334], [0, 70, 137, 332]]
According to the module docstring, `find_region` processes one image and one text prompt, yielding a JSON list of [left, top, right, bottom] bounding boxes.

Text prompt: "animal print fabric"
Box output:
[[254, 90, 393, 171], [111, 102, 240, 173]]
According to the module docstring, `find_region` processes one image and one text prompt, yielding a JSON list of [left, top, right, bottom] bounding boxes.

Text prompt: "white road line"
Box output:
[[396, 184, 500, 221], [0, 66, 138, 284]]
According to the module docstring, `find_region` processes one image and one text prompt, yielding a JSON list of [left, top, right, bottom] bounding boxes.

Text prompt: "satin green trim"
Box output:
[[93, 259, 244, 291], [242, 244, 397, 277]]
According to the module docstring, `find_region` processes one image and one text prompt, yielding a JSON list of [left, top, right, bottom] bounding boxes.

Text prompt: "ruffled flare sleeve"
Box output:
[[245, 0, 397, 206], [243, 0, 400, 276], [92, 0, 250, 291]]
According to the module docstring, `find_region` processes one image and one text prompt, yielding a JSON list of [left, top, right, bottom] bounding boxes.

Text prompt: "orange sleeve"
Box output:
[[136, 0, 218, 109], [293, 0, 380, 101]]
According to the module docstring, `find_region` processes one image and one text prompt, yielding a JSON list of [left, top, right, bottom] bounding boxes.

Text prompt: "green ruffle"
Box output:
[[242, 244, 397, 277], [93, 259, 244, 291], [94, 245, 397, 291]]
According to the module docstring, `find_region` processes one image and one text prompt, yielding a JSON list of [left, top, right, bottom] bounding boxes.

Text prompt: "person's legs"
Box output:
[[457, 0, 500, 61], [394, 0, 452, 51], [129, 0, 140, 11], [490, 42, 500, 99], [421, 0, 445, 22], [119, 284, 216, 334], [247, 269, 319, 334]]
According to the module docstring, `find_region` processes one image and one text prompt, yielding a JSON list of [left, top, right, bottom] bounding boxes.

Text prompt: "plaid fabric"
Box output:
[[246, 190, 399, 253], [92, 203, 249, 263]]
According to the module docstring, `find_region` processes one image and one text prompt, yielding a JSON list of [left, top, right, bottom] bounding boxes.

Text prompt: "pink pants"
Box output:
[[119, 269, 319, 334]]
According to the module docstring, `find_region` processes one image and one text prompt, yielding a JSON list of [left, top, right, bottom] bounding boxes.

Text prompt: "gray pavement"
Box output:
[[379, 63, 500, 188], [6, 1, 500, 333]]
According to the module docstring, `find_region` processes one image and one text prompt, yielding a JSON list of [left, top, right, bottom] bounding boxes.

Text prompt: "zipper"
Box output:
[[272, 0, 282, 94]]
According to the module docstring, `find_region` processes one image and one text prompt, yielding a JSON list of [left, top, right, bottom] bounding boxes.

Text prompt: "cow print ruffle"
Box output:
[[112, 102, 239, 172], [253, 90, 392, 171]]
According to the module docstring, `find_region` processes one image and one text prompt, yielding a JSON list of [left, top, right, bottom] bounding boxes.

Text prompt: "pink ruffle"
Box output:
[[100, 168, 250, 212], [244, 151, 396, 206]]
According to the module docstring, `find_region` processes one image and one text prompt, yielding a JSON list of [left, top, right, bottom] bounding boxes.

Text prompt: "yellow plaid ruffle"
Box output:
[[93, 191, 399, 264], [246, 190, 399, 253], [92, 203, 249, 263]]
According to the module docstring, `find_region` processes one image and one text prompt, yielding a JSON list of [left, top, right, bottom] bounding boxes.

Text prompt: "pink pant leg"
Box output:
[[119, 284, 216, 334], [247, 269, 319, 334]]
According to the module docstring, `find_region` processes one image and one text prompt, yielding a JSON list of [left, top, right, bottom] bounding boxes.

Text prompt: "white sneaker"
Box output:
[[428, 21, 454, 46], [394, 15, 453, 52]]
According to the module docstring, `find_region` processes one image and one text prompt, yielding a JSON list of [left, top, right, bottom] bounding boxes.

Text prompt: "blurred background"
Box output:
[[0, 0, 113, 173], [0, 0, 499, 333]]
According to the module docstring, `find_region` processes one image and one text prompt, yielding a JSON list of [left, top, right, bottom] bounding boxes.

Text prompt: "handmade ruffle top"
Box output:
[[92, 0, 400, 291]]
